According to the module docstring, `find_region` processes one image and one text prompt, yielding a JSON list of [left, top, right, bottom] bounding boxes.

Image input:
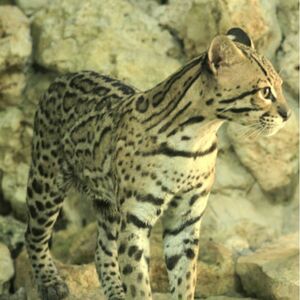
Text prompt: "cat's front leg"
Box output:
[[162, 189, 209, 300]]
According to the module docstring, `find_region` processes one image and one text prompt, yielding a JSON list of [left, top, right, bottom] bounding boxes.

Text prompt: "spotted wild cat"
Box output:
[[25, 28, 291, 300]]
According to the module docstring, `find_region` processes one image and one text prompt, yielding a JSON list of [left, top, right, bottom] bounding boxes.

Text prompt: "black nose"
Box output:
[[277, 106, 291, 121]]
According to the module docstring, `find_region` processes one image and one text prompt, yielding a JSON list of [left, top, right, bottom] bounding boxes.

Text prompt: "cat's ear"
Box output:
[[207, 35, 245, 75], [226, 27, 254, 49]]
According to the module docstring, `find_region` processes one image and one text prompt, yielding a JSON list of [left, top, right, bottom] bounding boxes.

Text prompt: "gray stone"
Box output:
[[0, 108, 32, 221], [237, 234, 299, 300], [202, 188, 281, 253], [32, 0, 181, 90], [155, 0, 281, 58], [277, 34, 299, 98], [0, 216, 26, 255], [227, 111, 298, 200], [0, 5, 31, 71], [15, 250, 101, 300], [0, 243, 14, 294], [282, 184, 299, 234], [213, 149, 254, 192], [0, 71, 26, 108], [277, 0, 299, 36], [205, 297, 257, 300], [15, 0, 49, 16]]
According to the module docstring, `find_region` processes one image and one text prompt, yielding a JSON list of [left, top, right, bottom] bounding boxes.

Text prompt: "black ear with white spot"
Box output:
[[226, 27, 254, 49]]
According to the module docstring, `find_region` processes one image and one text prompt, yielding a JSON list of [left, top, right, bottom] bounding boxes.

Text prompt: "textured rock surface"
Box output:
[[0, 5, 31, 71], [202, 188, 281, 253], [15, 0, 49, 16], [32, 0, 181, 90], [237, 233, 299, 300], [0, 108, 31, 221], [15, 250, 101, 300], [0, 216, 26, 256], [0, 243, 14, 294], [227, 113, 298, 199], [277, 0, 299, 97], [0, 5, 31, 108], [155, 0, 281, 58], [0, 71, 26, 108]]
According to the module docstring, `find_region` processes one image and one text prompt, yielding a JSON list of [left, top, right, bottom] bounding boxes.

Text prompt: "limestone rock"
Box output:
[[0, 71, 26, 108], [277, 34, 299, 98], [276, 0, 299, 97], [205, 297, 257, 300], [15, 250, 102, 300], [282, 184, 299, 234], [237, 233, 299, 300], [155, 0, 281, 58], [277, 0, 299, 36], [227, 112, 299, 200], [0, 108, 32, 221], [32, 0, 181, 90], [15, 0, 50, 16], [213, 149, 254, 192], [195, 241, 238, 298], [0, 216, 26, 257], [202, 188, 281, 252], [0, 5, 31, 71], [0, 243, 14, 294]]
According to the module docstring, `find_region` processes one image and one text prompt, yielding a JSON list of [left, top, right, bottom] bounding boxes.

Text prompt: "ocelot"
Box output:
[[25, 28, 290, 300]]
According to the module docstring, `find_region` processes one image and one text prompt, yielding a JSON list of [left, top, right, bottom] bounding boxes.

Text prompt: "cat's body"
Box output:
[[25, 28, 290, 300]]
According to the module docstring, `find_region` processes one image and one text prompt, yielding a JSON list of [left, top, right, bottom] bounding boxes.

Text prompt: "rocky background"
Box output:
[[0, 0, 299, 299]]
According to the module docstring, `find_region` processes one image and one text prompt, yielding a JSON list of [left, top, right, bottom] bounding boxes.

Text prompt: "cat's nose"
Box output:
[[277, 105, 291, 121]]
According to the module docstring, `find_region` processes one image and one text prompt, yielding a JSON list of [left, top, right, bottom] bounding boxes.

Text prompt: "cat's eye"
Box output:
[[260, 87, 276, 102]]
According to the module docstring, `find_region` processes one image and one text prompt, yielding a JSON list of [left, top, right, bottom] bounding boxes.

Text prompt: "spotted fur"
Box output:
[[25, 28, 290, 300]]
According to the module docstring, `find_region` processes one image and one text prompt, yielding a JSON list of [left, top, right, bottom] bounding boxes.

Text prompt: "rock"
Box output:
[[0, 216, 26, 258], [0, 243, 14, 294], [202, 188, 281, 252], [155, 0, 281, 58], [205, 297, 257, 300], [213, 148, 254, 192], [0, 108, 32, 221], [277, 0, 299, 36], [2, 163, 30, 221], [153, 294, 172, 300], [0, 71, 26, 108], [15, 0, 49, 16], [276, 0, 299, 98], [0, 288, 27, 300], [237, 233, 299, 300], [277, 34, 299, 98], [195, 241, 238, 298], [0, 5, 31, 71], [32, 0, 181, 90], [227, 111, 299, 200], [282, 184, 299, 234], [15, 250, 102, 300]]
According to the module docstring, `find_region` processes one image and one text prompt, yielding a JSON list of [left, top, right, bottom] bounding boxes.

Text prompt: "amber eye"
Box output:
[[261, 87, 276, 102]]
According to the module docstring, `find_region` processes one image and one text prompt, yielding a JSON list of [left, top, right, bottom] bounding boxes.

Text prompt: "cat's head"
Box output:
[[207, 27, 291, 136]]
